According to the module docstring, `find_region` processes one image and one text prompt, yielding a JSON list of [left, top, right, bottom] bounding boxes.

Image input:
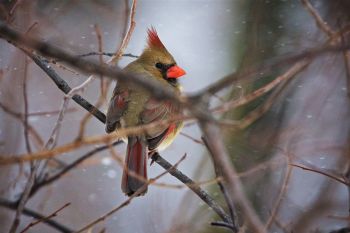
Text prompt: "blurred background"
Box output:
[[0, 0, 349, 233]]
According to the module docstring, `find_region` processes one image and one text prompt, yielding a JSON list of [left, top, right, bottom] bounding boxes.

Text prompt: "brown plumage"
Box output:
[[105, 28, 186, 196]]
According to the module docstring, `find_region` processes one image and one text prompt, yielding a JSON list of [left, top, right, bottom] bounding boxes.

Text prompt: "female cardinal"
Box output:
[[105, 28, 186, 196]]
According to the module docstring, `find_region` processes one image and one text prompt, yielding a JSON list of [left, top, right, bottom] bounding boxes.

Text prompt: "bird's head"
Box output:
[[137, 27, 186, 86]]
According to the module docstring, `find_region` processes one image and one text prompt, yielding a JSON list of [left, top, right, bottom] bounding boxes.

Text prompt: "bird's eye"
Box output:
[[155, 62, 163, 69]]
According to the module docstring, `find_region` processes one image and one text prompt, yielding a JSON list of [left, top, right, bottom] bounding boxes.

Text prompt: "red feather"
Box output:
[[165, 123, 176, 138], [147, 27, 165, 49]]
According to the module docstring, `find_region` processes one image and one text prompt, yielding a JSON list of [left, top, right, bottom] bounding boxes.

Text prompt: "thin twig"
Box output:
[[235, 156, 285, 179], [9, 0, 24, 16], [200, 122, 266, 233], [22, 58, 32, 153], [301, 0, 334, 37], [8, 56, 38, 233], [180, 132, 204, 145], [211, 221, 236, 231], [94, 24, 105, 97], [28, 53, 106, 123], [78, 52, 138, 58], [19, 202, 71, 233], [265, 156, 293, 229], [0, 198, 73, 233], [45, 72, 95, 149], [75, 153, 186, 233], [24, 21, 38, 35], [75, 24, 106, 140], [8, 163, 40, 233], [202, 136, 237, 232], [343, 50, 350, 98], [290, 163, 349, 186], [109, 144, 222, 189], [0, 101, 44, 148], [0, 114, 191, 164], [235, 73, 291, 129], [0, 102, 76, 118], [345, 150, 350, 219], [274, 216, 289, 233], [29, 141, 121, 197], [152, 152, 233, 226], [212, 59, 310, 114], [109, 0, 137, 64]]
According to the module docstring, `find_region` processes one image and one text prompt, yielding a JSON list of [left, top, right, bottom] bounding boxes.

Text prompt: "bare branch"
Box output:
[[212, 59, 310, 114], [180, 132, 204, 145], [19, 202, 71, 233], [202, 136, 238, 232], [22, 58, 32, 153], [75, 153, 186, 233], [0, 198, 73, 233], [29, 141, 122, 198], [301, 0, 334, 37], [152, 152, 232, 225], [0, 114, 189, 164], [211, 221, 236, 231], [8, 163, 39, 233], [78, 52, 138, 58], [265, 156, 293, 229], [291, 163, 349, 186], [198, 43, 349, 97], [45, 74, 95, 149], [109, 0, 137, 64], [343, 50, 350, 98], [200, 122, 266, 233], [28, 52, 106, 123], [8, 56, 37, 233], [0, 101, 44, 148]]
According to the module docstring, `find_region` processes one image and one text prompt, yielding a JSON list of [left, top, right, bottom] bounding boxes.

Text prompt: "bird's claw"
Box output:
[[149, 151, 159, 166]]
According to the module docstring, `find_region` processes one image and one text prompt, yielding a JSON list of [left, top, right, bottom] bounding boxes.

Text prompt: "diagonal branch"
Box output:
[[200, 122, 266, 233], [109, 0, 137, 64], [202, 137, 238, 232], [290, 163, 349, 186], [152, 152, 232, 225], [301, 0, 334, 37], [0, 198, 73, 233], [19, 202, 71, 233], [29, 141, 122, 198]]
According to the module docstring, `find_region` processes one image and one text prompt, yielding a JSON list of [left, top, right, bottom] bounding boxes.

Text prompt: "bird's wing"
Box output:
[[105, 85, 129, 133], [140, 98, 180, 151]]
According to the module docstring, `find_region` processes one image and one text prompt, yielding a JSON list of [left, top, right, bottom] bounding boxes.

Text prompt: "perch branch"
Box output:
[[152, 152, 232, 225]]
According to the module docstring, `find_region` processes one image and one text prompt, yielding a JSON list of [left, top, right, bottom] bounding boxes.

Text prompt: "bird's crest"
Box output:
[[147, 27, 165, 50]]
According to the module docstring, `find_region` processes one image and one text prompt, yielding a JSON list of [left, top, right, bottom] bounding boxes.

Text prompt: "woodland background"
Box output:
[[0, 0, 349, 233]]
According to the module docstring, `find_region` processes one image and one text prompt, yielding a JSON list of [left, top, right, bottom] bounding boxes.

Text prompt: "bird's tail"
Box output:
[[121, 136, 148, 196]]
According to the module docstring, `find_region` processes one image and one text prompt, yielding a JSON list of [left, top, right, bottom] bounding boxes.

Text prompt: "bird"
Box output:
[[105, 28, 186, 196]]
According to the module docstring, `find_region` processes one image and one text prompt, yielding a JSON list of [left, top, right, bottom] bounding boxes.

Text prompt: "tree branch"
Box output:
[[152, 152, 233, 225], [0, 198, 73, 233], [20, 202, 71, 233], [75, 153, 186, 233]]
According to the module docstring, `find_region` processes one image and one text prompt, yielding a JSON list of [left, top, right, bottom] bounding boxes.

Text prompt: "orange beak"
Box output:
[[167, 65, 186, 79]]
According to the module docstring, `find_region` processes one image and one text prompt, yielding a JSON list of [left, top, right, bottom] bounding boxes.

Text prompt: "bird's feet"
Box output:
[[149, 151, 159, 166]]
